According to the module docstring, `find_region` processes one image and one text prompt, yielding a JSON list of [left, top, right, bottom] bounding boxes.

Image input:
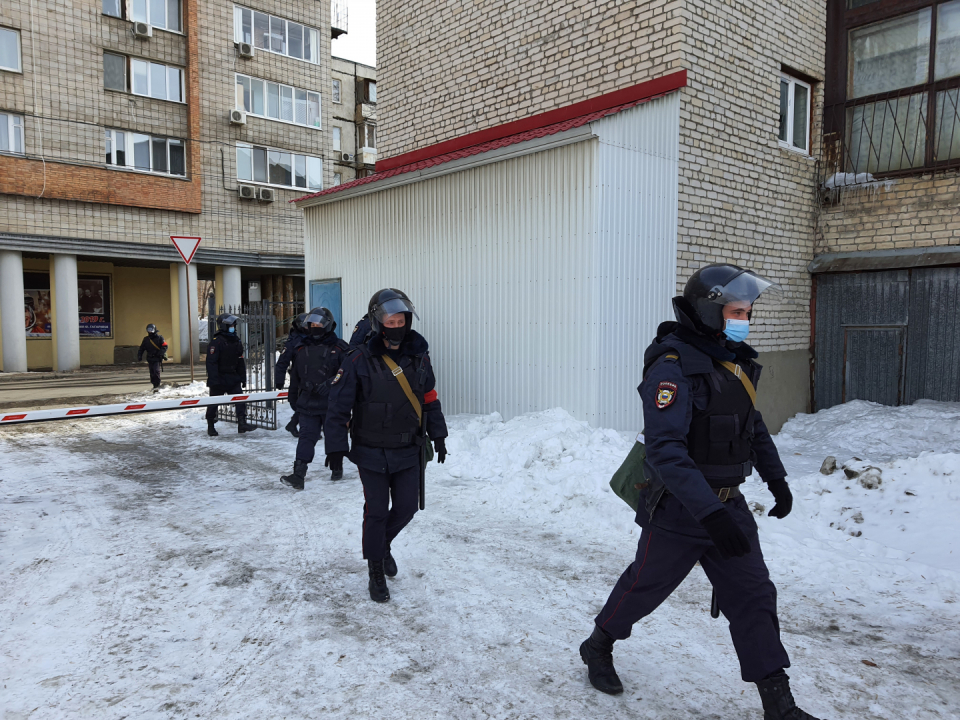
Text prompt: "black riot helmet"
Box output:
[[146, 323, 157, 334], [291, 313, 307, 332], [673, 264, 782, 336], [304, 306, 336, 335], [217, 313, 239, 333], [368, 288, 419, 333]]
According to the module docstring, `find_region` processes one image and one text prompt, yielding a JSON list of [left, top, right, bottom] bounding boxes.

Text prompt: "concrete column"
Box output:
[[221, 266, 243, 312], [0, 250, 28, 372], [177, 263, 199, 364], [52, 254, 80, 372]]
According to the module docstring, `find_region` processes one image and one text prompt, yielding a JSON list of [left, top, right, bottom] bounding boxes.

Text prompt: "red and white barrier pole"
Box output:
[[0, 390, 288, 426]]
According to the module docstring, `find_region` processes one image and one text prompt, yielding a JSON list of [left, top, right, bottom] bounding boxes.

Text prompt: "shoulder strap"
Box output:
[[715, 360, 757, 406], [148, 338, 162, 351], [381, 355, 422, 421]]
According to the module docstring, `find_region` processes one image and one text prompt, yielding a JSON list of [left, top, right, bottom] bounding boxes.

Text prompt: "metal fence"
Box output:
[[207, 303, 278, 430]]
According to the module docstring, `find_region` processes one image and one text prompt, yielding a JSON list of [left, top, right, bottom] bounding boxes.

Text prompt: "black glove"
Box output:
[[433, 438, 447, 464], [240, 379, 246, 388], [325, 451, 346, 470], [765, 478, 793, 519], [276, 382, 285, 391], [700, 508, 752, 559]]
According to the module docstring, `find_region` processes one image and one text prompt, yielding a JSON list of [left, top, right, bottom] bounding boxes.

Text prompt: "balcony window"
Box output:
[[236, 73, 320, 128], [106, 129, 185, 176], [827, 0, 960, 175], [1, 113, 24, 154], [234, 5, 319, 64], [131, 0, 181, 32], [237, 142, 322, 190]]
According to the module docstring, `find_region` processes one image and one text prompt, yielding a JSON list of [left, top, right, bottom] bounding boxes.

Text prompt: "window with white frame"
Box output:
[[236, 143, 322, 190], [779, 74, 811, 154], [0, 113, 24, 154], [362, 124, 376, 150], [235, 73, 320, 128], [333, 172, 342, 186], [332, 126, 341, 151], [105, 129, 186, 176], [103, 0, 123, 19], [365, 80, 376, 103], [332, 79, 342, 103], [131, 0, 181, 32], [132, 58, 184, 102], [0, 27, 21, 73], [234, 6, 319, 64]]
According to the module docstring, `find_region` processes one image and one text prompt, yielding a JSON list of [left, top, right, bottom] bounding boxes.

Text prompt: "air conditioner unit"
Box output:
[[229, 109, 247, 126], [238, 184, 257, 200], [341, 153, 354, 162], [258, 187, 276, 203], [133, 22, 152, 38], [237, 42, 255, 59]]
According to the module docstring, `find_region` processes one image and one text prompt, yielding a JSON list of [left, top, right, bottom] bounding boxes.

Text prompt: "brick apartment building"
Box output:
[[0, 0, 374, 372], [294, 0, 826, 432]]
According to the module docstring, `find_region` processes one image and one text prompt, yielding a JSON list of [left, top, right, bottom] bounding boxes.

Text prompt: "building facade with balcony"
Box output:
[[330, 57, 377, 183], [814, 0, 960, 410], [0, 0, 349, 372]]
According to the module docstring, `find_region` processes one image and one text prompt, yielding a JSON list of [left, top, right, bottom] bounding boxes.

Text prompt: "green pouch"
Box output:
[[609, 433, 649, 511]]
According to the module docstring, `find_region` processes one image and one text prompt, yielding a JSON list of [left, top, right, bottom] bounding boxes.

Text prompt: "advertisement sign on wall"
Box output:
[[78, 276, 111, 336]]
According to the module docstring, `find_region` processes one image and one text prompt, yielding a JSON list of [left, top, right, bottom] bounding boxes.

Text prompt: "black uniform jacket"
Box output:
[[206, 331, 247, 387], [349, 315, 373, 347], [325, 331, 448, 473], [288, 331, 350, 417], [640, 322, 787, 524], [137, 333, 167, 362], [274, 328, 306, 389]]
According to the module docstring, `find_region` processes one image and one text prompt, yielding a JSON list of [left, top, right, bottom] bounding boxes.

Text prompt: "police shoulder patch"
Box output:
[[656, 380, 678, 409], [331, 369, 344, 385], [208, 346, 215, 354]]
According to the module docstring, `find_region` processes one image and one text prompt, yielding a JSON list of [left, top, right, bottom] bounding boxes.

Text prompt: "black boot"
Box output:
[[329, 454, 344, 481], [238, 418, 257, 433], [285, 417, 299, 438], [368, 559, 390, 602], [207, 420, 218, 437], [756, 671, 822, 720], [383, 547, 398, 578], [579, 625, 623, 695], [280, 460, 307, 491]]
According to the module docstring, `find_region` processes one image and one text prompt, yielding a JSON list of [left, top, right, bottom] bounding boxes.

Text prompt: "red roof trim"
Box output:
[[377, 70, 686, 172], [291, 70, 687, 205]]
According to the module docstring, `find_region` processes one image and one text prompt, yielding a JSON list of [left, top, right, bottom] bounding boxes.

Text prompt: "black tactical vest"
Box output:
[[351, 350, 428, 449], [294, 338, 348, 415], [686, 360, 757, 487], [214, 334, 243, 376]]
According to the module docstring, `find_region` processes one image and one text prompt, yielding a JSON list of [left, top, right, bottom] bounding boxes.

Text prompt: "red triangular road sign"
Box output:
[[170, 236, 202, 264]]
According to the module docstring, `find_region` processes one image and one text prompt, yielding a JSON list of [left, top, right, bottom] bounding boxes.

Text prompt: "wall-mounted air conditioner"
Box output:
[[341, 153, 354, 162], [229, 109, 247, 126], [133, 22, 152, 38], [237, 42, 254, 59], [238, 184, 257, 200], [258, 187, 275, 203]]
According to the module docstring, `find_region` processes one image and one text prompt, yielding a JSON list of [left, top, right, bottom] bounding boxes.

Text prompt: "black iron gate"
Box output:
[[207, 303, 278, 429]]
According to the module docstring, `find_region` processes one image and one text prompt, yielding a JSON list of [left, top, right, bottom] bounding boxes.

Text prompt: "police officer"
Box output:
[[275, 312, 307, 437], [280, 307, 350, 490], [205, 314, 256, 436], [137, 323, 168, 392], [579, 264, 821, 720], [325, 289, 448, 603], [348, 314, 372, 347]]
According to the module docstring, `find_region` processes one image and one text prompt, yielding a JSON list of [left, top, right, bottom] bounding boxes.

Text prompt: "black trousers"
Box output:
[[148, 361, 162, 387], [205, 382, 246, 421], [358, 465, 420, 561], [595, 494, 790, 683], [295, 413, 324, 463]]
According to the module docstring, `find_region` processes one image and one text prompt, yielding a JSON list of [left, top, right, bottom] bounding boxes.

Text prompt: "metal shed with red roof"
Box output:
[[292, 73, 686, 431]]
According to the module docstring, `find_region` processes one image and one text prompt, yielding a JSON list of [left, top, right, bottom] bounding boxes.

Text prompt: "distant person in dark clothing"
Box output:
[[275, 313, 307, 437], [137, 323, 168, 392], [205, 314, 256, 436]]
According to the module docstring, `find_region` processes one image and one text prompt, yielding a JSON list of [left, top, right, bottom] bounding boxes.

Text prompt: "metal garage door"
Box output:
[[814, 267, 960, 410]]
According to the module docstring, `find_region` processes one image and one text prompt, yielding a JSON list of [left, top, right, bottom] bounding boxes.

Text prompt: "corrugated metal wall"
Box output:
[[304, 93, 680, 429], [814, 267, 960, 409]]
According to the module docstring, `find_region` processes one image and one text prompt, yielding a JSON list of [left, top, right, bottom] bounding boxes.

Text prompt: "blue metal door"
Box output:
[[309, 279, 343, 339]]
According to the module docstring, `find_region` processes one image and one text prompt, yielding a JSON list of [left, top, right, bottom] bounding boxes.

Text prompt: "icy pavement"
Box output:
[[1, 391, 958, 719]]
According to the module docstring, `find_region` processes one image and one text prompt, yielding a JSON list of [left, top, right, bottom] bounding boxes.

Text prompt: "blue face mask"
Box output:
[[723, 319, 749, 343], [228, 326, 235, 333]]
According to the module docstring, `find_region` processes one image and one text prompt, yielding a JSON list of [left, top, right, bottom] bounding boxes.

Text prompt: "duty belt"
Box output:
[[352, 428, 424, 447], [696, 460, 753, 479], [712, 485, 742, 502]]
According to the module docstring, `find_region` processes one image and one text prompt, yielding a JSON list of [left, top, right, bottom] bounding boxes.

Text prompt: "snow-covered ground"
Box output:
[[1, 389, 958, 719]]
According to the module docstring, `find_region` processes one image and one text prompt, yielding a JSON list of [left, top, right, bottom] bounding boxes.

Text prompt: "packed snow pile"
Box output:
[[1, 395, 958, 718]]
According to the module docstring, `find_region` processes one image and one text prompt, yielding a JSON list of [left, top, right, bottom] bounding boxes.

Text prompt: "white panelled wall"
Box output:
[[302, 92, 681, 431]]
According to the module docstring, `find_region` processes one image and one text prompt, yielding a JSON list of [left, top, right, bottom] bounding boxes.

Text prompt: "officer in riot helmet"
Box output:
[[275, 312, 308, 437], [137, 323, 168, 392], [205, 313, 256, 436], [280, 307, 350, 489], [579, 264, 822, 720], [325, 288, 448, 603]]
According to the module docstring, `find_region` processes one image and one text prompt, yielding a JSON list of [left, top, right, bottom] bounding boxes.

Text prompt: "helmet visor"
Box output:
[[373, 297, 419, 322], [220, 314, 239, 326], [304, 310, 333, 329], [706, 270, 783, 308]]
